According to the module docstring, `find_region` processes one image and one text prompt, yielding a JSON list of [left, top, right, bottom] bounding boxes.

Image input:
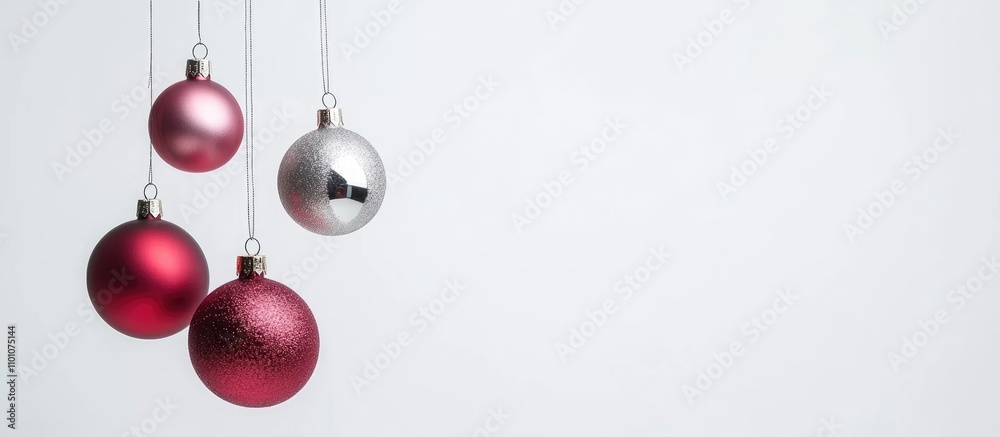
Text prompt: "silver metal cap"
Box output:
[[318, 108, 344, 128], [237, 255, 267, 279], [185, 59, 211, 78], [136, 199, 163, 219]]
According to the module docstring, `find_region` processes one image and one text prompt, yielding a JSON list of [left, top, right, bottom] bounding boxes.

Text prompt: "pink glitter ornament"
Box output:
[[188, 255, 319, 408]]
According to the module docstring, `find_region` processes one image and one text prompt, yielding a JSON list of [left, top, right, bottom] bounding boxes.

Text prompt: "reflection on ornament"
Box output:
[[149, 59, 243, 173], [86, 199, 209, 339], [277, 108, 385, 235]]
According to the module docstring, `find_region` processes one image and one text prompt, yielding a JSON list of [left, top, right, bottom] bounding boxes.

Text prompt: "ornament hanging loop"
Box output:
[[143, 182, 158, 200], [244, 237, 261, 256], [192, 42, 209, 60], [321, 92, 337, 109]]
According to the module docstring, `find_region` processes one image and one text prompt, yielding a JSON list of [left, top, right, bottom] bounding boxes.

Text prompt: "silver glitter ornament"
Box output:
[[277, 108, 386, 235]]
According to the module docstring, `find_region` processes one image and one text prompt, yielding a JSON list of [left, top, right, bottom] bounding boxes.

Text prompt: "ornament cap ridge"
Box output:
[[136, 199, 163, 219], [317, 108, 344, 128], [185, 59, 212, 79], [237, 255, 267, 279]]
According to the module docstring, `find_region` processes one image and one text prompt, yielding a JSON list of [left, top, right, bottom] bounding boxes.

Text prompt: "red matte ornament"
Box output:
[[86, 199, 209, 339]]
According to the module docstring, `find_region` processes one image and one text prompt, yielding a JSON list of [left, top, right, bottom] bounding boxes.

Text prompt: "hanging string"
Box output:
[[318, 0, 329, 93], [318, 0, 336, 108], [244, 0, 259, 256], [144, 0, 157, 200], [197, 1, 202, 44], [192, 1, 208, 60]]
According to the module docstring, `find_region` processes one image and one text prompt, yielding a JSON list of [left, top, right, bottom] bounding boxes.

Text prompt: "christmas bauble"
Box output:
[[277, 108, 385, 236], [86, 199, 209, 339], [188, 256, 319, 408], [149, 59, 243, 173]]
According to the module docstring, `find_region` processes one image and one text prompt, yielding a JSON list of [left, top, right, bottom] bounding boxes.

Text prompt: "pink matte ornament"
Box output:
[[149, 59, 243, 173]]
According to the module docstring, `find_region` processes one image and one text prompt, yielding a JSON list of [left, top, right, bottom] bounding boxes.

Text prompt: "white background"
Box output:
[[2, 0, 1000, 436]]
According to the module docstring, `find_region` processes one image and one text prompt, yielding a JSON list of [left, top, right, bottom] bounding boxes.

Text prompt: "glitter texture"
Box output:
[[188, 275, 319, 408], [277, 122, 385, 236]]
